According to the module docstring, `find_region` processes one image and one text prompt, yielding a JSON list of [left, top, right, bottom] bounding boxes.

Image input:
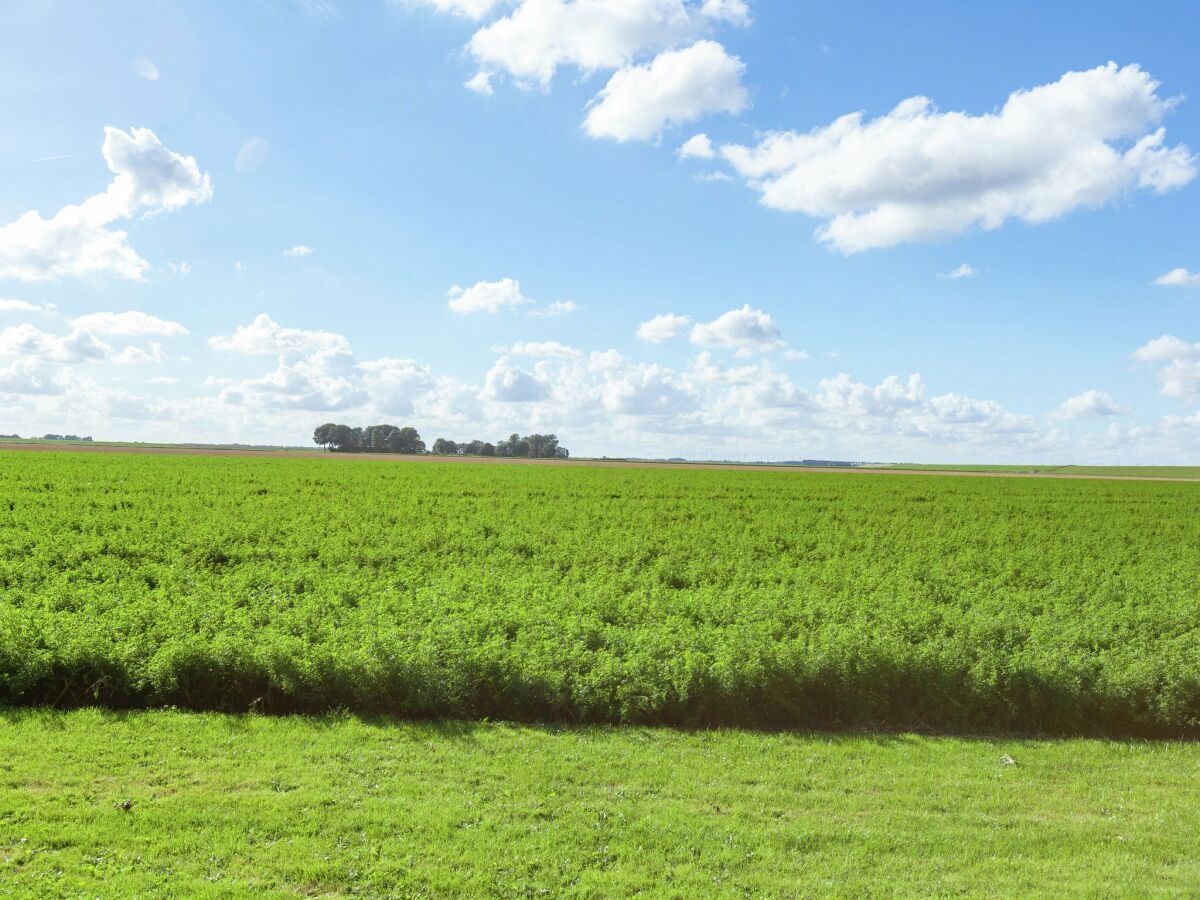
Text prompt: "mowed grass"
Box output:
[[2, 451, 1199, 734], [2, 709, 1199, 897]]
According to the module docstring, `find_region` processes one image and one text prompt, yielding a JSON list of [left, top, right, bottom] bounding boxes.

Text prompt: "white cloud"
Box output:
[[71, 310, 189, 337], [689, 305, 785, 354], [584, 41, 748, 142], [0, 324, 109, 364], [483, 356, 551, 401], [465, 71, 495, 95], [133, 57, 160, 81], [636, 312, 691, 342], [399, 0, 500, 19], [1132, 334, 1200, 402], [1154, 267, 1200, 287], [529, 299, 581, 317], [235, 138, 270, 173], [678, 133, 716, 158], [113, 342, 169, 366], [0, 299, 43, 313], [721, 63, 1196, 252], [699, 0, 749, 25], [234, 260, 247, 272], [508, 340, 582, 358], [1051, 389, 1128, 419], [282, 245, 314, 257], [940, 263, 976, 280], [210, 314, 349, 355], [357, 357, 436, 415], [447, 277, 534, 314], [0, 127, 212, 282], [1131, 334, 1200, 364], [466, 0, 734, 89], [0, 359, 65, 395], [163, 261, 190, 277]]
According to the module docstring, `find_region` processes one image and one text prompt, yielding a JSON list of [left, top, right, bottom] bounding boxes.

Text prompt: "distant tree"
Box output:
[[364, 424, 399, 452], [313, 423, 337, 450], [385, 426, 425, 454], [497, 433, 530, 457], [329, 424, 358, 452], [460, 439, 496, 457], [526, 433, 561, 459], [432, 438, 460, 455]]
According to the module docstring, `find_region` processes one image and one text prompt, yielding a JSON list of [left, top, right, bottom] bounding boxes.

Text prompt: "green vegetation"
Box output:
[[1, 450, 1199, 734], [885, 463, 1200, 479], [2, 709, 1199, 897]]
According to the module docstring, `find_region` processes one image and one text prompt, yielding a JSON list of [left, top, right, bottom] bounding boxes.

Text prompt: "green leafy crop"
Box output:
[[1, 452, 1197, 734]]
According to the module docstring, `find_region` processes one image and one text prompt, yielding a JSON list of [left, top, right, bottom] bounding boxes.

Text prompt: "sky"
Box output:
[[1, 0, 1198, 462]]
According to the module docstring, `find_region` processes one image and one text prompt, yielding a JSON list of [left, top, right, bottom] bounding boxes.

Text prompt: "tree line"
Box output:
[[313, 424, 568, 458]]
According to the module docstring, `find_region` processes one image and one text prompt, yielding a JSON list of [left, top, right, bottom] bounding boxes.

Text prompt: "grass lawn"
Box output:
[[2, 709, 1197, 897]]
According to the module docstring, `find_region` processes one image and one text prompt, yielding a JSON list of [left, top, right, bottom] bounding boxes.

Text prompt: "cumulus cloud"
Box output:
[[721, 63, 1196, 252], [71, 310, 189, 337], [689, 305, 785, 354], [1132, 334, 1200, 402], [0, 359, 65, 395], [636, 313, 692, 342], [356, 358, 435, 415], [282, 245, 314, 257], [210, 313, 349, 355], [583, 41, 747, 142], [1154, 267, 1200, 287], [0, 127, 212, 281], [465, 0, 741, 89], [1131, 334, 1200, 364], [483, 356, 551, 401], [678, 133, 716, 158], [1051, 389, 1128, 419], [113, 342, 169, 366], [0, 324, 109, 364], [447, 277, 535, 314], [0, 299, 45, 313]]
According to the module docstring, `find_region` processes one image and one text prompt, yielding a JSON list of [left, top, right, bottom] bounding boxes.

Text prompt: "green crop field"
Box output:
[[885, 463, 1200, 479], [2, 449, 1199, 735]]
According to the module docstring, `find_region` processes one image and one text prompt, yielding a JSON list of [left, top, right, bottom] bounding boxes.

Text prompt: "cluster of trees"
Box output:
[[312, 424, 425, 454], [313, 424, 568, 459], [431, 433, 568, 459]]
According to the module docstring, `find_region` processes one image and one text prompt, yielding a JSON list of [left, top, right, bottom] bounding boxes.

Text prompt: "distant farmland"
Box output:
[[1, 450, 1198, 735]]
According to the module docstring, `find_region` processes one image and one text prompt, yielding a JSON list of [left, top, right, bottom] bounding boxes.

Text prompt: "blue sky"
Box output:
[[1, 0, 1198, 461]]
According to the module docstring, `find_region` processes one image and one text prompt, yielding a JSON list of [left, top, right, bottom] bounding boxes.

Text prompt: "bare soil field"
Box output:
[[2, 440, 1198, 481]]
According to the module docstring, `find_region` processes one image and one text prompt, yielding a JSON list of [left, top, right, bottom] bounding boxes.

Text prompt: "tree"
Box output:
[[432, 438, 459, 455], [313, 423, 337, 450], [526, 433, 560, 459], [364, 424, 399, 452], [385, 426, 425, 454], [497, 433, 529, 457], [329, 424, 358, 452]]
